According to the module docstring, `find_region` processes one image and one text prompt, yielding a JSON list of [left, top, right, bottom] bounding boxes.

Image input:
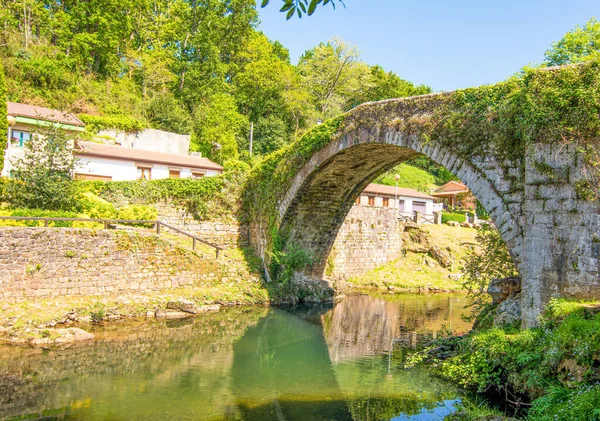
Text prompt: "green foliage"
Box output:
[[79, 160, 250, 222], [0, 61, 7, 174], [545, 18, 600, 66], [0, 208, 82, 227], [528, 384, 600, 421], [144, 94, 191, 135], [88, 303, 106, 324], [441, 212, 470, 224], [424, 299, 600, 411], [374, 163, 438, 192], [461, 224, 518, 316], [260, 0, 343, 19], [117, 205, 157, 225], [76, 191, 118, 219], [4, 124, 78, 211], [79, 114, 146, 133], [192, 93, 248, 164]]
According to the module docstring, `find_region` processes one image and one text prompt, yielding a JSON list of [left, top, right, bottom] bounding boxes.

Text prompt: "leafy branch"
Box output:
[[260, 0, 345, 20]]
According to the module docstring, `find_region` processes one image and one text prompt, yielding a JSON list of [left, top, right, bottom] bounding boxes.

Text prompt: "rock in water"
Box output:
[[166, 299, 199, 314]]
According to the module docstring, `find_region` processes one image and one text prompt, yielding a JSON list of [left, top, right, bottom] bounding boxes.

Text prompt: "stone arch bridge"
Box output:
[[244, 64, 600, 327]]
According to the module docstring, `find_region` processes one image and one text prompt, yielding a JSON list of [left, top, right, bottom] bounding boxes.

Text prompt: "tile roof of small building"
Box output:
[[363, 183, 435, 200], [75, 141, 223, 172], [432, 181, 470, 195], [7, 102, 85, 127]]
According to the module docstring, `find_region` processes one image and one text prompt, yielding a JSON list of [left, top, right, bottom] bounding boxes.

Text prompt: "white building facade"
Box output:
[[3, 102, 223, 181], [75, 142, 222, 181], [356, 184, 438, 221]]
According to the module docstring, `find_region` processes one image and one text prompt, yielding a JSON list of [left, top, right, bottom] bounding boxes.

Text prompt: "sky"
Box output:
[[257, 0, 600, 91]]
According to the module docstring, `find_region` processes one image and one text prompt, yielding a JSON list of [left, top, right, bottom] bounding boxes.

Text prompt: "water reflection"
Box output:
[[0, 294, 472, 421]]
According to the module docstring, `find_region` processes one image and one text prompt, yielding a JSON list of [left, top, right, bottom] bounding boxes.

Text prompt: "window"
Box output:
[[192, 172, 205, 179], [382, 198, 389, 207], [368, 196, 375, 206], [355, 197, 361, 205], [137, 166, 152, 180], [169, 170, 181, 178], [11, 130, 31, 147]]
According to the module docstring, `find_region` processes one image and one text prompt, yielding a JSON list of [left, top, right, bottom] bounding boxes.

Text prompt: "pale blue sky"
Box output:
[[257, 0, 600, 91]]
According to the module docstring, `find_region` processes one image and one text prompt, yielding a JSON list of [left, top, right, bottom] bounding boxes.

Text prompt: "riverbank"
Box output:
[[341, 225, 478, 293], [407, 298, 600, 420]]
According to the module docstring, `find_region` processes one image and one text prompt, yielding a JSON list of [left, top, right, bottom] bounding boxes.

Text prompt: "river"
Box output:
[[0, 293, 473, 421]]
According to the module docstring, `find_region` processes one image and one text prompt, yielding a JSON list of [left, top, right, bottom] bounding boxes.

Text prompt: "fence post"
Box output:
[[156, 221, 160, 234], [216, 248, 220, 259], [44, 219, 49, 227], [414, 211, 422, 225], [192, 237, 196, 250]]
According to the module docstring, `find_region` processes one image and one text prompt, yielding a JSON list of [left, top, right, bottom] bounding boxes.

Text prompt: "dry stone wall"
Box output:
[[328, 205, 403, 280], [0, 228, 220, 302], [154, 202, 248, 248]]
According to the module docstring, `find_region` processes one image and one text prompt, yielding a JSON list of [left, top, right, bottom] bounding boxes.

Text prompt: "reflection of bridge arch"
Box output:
[[246, 65, 600, 327]]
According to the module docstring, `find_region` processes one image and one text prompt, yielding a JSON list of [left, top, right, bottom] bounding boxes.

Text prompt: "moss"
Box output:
[[0, 62, 7, 174], [245, 61, 600, 276]]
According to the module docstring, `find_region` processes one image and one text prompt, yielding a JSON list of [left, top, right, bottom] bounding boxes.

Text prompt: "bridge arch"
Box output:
[[276, 124, 523, 279], [244, 64, 600, 328]]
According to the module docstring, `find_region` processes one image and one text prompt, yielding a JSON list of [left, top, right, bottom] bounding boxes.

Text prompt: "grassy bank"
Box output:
[[343, 225, 478, 293], [408, 299, 600, 420]]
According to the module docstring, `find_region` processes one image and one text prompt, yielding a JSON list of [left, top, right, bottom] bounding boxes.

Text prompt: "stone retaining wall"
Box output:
[[0, 228, 220, 302], [327, 205, 403, 280], [154, 202, 247, 249]]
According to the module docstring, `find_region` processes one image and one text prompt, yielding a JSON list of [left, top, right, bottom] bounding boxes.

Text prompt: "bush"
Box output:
[[0, 208, 91, 227], [76, 191, 117, 219], [441, 211, 473, 224], [117, 205, 157, 224]]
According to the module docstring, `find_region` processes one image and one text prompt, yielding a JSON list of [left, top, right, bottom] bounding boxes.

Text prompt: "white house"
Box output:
[[3, 102, 85, 177], [74, 141, 222, 181], [357, 183, 438, 217], [3, 102, 223, 181]]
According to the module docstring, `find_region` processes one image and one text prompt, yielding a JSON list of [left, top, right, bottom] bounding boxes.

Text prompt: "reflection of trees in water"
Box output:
[[0, 297, 468, 421], [322, 294, 472, 363], [0, 308, 267, 420]]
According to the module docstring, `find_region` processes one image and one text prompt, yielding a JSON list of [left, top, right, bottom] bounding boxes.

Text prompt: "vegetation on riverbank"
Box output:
[[406, 299, 600, 420]]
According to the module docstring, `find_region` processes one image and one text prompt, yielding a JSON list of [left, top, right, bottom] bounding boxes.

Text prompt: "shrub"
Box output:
[[117, 205, 157, 224]]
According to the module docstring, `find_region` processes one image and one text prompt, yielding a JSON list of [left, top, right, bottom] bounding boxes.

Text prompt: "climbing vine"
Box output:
[[0, 62, 7, 174]]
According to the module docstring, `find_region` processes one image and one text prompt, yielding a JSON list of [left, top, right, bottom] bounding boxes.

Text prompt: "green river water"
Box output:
[[0, 293, 473, 421]]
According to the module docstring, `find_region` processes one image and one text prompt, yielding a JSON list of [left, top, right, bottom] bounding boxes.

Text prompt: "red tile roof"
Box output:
[[432, 181, 470, 196], [7, 102, 84, 127], [75, 141, 223, 172], [363, 183, 434, 200]]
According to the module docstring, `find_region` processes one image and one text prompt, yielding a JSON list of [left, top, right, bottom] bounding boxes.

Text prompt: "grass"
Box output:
[[375, 163, 439, 193], [345, 225, 478, 292]]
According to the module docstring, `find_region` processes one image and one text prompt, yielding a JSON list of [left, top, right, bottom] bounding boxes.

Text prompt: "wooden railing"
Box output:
[[0, 216, 222, 258]]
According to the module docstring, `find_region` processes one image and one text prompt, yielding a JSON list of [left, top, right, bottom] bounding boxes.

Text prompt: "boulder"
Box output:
[[446, 221, 460, 227], [488, 276, 521, 304], [448, 273, 463, 281], [493, 293, 521, 327], [429, 246, 452, 268], [167, 299, 200, 314]]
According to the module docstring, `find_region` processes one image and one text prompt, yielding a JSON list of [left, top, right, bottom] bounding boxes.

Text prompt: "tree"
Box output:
[[260, 0, 344, 19], [192, 93, 248, 164], [544, 18, 600, 66], [347, 65, 432, 108], [298, 37, 372, 118], [5, 124, 78, 211], [0, 61, 7, 174], [462, 224, 518, 316]]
